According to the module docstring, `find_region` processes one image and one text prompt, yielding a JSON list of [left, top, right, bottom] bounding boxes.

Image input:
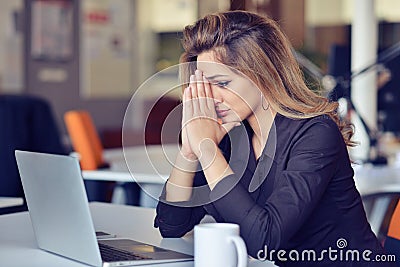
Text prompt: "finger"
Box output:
[[183, 85, 191, 102], [196, 75, 209, 114], [195, 70, 206, 98], [182, 90, 188, 123], [183, 86, 193, 121], [189, 75, 201, 115], [203, 76, 213, 99], [203, 76, 215, 111], [190, 74, 198, 99], [194, 73, 208, 115]]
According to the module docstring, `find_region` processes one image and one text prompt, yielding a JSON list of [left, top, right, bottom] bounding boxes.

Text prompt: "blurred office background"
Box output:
[[2, 0, 400, 243], [1, 0, 400, 214], [0, 0, 399, 148]]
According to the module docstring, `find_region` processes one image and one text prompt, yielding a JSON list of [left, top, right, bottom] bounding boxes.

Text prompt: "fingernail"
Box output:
[[190, 75, 195, 82], [195, 69, 201, 76]]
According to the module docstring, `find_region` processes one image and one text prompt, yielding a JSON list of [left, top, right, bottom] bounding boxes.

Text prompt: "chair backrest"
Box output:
[[385, 199, 400, 266], [64, 110, 106, 170], [388, 200, 400, 240], [0, 94, 66, 198]]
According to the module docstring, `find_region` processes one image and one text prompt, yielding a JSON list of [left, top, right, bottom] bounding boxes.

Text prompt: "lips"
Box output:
[[216, 109, 230, 117]]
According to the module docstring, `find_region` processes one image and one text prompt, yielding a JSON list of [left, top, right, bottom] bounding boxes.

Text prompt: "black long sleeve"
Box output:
[[209, 119, 340, 256], [154, 169, 211, 237], [154, 185, 207, 237]]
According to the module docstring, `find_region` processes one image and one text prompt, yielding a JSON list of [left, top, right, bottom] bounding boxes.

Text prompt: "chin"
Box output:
[[220, 115, 241, 124]]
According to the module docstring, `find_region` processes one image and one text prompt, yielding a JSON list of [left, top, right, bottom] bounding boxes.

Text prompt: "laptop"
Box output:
[[15, 150, 193, 267]]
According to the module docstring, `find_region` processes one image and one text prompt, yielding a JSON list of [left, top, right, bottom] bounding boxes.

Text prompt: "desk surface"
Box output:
[[0, 202, 275, 267], [353, 164, 400, 196], [82, 145, 178, 184], [0, 197, 24, 208], [82, 145, 400, 197]]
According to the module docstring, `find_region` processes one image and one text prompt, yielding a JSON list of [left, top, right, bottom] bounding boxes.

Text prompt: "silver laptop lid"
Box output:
[[15, 150, 102, 267]]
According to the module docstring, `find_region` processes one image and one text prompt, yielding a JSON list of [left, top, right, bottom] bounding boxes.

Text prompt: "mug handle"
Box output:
[[228, 236, 248, 267]]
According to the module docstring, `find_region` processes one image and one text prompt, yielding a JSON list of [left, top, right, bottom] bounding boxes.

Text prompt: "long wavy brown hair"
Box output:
[[179, 10, 354, 146]]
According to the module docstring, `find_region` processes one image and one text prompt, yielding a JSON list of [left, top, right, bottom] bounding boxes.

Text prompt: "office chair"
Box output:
[[384, 199, 400, 266], [64, 110, 108, 170], [64, 110, 140, 204], [0, 94, 66, 214]]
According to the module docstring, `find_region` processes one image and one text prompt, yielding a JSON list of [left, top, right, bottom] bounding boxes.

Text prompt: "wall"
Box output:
[[24, 0, 130, 139], [279, 0, 305, 49], [306, 0, 400, 26], [20, 0, 238, 142], [0, 1, 23, 92]]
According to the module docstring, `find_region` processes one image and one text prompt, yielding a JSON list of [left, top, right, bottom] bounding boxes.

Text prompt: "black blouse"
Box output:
[[154, 114, 393, 266]]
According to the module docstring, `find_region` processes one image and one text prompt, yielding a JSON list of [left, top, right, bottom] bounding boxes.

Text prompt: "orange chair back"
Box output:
[[64, 110, 105, 170], [385, 199, 400, 266], [388, 200, 400, 240]]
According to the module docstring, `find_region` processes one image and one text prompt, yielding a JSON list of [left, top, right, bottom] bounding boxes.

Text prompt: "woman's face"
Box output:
[[197, 51, 263, 124]]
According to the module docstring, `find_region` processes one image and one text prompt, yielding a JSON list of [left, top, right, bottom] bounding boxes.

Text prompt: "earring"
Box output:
[[261, 93, 270, 111]]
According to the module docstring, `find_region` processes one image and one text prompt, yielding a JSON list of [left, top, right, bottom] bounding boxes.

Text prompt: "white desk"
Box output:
[[82, 145, 178, 184], [82, 145, 400, 197], [0, 197, 24, 208], [0, 202, 275, 267], [81, 145, 400, 231], [82, 145, 179, 207], [353, 164, 400, 196]]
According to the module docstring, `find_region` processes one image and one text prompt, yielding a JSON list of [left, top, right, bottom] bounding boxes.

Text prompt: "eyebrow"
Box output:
[[205, 74, 229, 80]]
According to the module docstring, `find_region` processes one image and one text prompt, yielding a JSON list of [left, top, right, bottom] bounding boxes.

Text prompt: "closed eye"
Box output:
[[214, 81, 230, 88]]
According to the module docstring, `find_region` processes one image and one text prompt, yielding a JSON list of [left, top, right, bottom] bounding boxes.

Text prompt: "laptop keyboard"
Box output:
[[99, 242, 152, 262]]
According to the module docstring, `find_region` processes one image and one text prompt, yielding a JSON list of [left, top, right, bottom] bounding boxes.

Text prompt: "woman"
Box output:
[[154, 11, 392, 266]]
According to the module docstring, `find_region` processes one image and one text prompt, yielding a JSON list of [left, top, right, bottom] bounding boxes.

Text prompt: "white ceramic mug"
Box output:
[[194, 223, 248, 267]]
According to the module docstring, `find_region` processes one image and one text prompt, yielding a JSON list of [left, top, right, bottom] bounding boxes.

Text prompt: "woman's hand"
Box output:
[[182, 70, 239, 161], [180, 121, 198, 161]]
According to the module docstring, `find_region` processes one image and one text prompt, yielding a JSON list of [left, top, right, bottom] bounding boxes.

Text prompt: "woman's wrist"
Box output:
[[175, 148, 199, 172], [165, 151, 198, 202], [166, 150, 197, 191], [200, 147, 234, 190], [197, 140, 218, 168]]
